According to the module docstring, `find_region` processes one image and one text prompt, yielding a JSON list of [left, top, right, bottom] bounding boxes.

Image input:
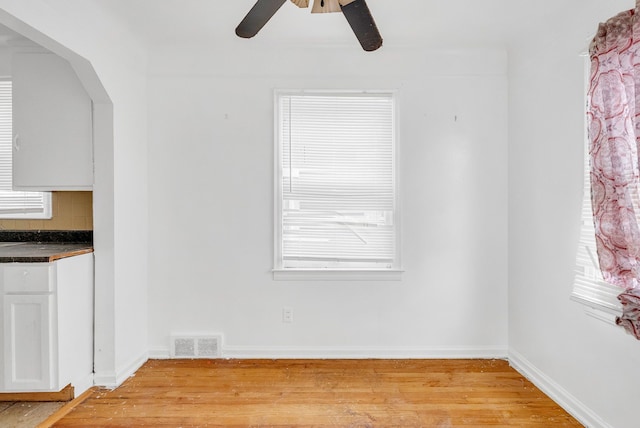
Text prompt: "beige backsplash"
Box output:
[[0, 191, 92, 231]]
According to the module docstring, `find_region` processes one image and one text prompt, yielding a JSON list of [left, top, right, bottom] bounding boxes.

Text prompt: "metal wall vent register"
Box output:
[[170, 334, 222, 358]]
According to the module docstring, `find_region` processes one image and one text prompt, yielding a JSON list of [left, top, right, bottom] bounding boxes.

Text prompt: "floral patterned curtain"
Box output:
[[588, 2, 640, 338]]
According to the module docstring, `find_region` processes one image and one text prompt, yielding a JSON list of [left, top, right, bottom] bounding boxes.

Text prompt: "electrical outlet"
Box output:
[[283, 307, 294, 323]]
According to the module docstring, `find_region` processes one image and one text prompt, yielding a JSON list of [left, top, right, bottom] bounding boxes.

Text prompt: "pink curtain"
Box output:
[[616, 289, 640, 337], [588, 3, 640, 338]]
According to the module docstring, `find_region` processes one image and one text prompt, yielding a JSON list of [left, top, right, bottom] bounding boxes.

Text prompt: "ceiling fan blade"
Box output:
[[340, 0, 382, 52], [236, 0, 287, 38]]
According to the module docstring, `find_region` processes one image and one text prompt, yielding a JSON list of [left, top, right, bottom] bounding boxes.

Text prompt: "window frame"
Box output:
[[273, 89, 402, 281]]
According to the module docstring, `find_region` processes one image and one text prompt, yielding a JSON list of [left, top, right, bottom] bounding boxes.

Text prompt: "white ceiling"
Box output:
[[91, 0, 608, 50], [0, 1, 631, 53]]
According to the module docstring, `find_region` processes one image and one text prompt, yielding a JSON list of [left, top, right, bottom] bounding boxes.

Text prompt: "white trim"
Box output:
[[273, 89, 401, 272], [583, 306, 619, 326], [148, 346, 171, 359], [71, 372, 94, 397], [93, 351, 148, 389], [570, 294, 621, 327], [509, 348, 613, 428], [273, 269, 404, 281], [92, 372, 117, 388], [570, 287, 621, 315], [273, 90, 282, 271], [223, 345, 507, 359], [147, 345, 507, 360]]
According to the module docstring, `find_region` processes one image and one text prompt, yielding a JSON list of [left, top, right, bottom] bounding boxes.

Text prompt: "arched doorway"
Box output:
[[0, 9, 116, 389]]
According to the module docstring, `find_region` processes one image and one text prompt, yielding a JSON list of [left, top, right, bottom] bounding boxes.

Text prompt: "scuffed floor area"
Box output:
[[0, 401, 65, 427]]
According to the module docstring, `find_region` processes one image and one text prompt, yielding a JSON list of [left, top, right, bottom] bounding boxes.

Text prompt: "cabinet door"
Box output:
[[12, 52, 93, 190], [3, 294, 55, 391]]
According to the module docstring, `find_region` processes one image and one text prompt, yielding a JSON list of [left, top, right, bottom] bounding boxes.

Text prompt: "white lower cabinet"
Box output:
[[1, 254, 93, 393], [4, 294, 55, 391]]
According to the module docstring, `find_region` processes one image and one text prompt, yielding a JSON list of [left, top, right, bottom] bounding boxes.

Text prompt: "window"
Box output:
[[274, 90, 400, 279], [571, 129, 622, 316], [0, 79, 51, 219], [571, 57, 621, 318]]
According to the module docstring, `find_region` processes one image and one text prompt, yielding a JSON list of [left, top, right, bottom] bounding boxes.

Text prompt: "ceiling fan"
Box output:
[[236, 0, 383, 52]]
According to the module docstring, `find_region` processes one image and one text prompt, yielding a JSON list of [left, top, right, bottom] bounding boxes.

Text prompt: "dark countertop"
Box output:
[[0, 242, 93, 263], [0, 230, 93, 263], [0, 230, 92, 244]]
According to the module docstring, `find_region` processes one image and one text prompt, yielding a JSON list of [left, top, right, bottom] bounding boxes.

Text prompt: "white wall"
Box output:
[[147, 43, 509, 357], [0, 0, 149, 386], [3, 2, 637, 425], [508, 1, 640, 427]]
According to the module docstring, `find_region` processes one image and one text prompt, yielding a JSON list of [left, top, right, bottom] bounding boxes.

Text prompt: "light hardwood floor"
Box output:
[[47, 359, 582, 427]]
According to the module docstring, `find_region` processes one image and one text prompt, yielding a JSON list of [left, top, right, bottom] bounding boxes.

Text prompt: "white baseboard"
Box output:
[[149, 346, 172, 359], [508, 348, 611, 428], [150, 344, 508, 360], [93, 351, 148, 389], [71, 373, 94, 397]]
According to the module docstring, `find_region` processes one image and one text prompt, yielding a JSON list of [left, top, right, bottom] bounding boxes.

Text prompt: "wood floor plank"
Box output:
[[37, 387, 97, 428], [51, 359, 582, 427]]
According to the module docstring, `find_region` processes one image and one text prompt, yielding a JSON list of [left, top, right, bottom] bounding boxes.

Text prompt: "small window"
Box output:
[[274, 90, 400, 279], [572, 57, 621, 317], [571, 131, 622, 315], [0, 80, 51, 219]]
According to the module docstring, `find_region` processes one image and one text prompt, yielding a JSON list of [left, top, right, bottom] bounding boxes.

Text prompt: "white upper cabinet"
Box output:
[[12, 52, 93, 190]]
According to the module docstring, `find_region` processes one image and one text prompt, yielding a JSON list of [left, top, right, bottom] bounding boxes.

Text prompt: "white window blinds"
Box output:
[[275, 91, 398, 270], [571, 57, 621, 314], [571, 143, 622, 314], [0, 80, 51, 218]]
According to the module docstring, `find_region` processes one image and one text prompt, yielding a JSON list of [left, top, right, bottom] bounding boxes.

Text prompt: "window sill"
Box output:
[[570, 290, 621, 313], [570, 292, 621, 326], [0, 214, 53, 220], [272, 269, 404, 281]]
